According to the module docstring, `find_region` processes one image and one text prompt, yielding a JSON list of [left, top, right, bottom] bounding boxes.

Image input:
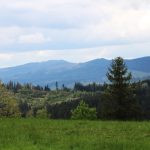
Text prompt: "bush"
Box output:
[[0, 84, 20, 117], [36, 109, 48, 119], [71, 100, 97, 120]]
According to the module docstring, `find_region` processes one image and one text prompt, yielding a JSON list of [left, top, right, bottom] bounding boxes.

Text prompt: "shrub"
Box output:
[[36, 109, 47, 119], [0, 84, 20, 117], [71, 100, 97, 120]]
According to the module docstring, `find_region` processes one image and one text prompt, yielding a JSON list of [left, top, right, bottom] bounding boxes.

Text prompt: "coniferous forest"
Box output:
[[0, 57, 150, 120]]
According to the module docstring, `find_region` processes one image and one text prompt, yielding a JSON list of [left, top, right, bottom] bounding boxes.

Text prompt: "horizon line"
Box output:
[[1, 55, 150, 69]]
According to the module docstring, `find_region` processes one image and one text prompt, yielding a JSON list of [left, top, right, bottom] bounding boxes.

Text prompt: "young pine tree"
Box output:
[[101, 57, 140, 120], [71, 100, 97, 120]]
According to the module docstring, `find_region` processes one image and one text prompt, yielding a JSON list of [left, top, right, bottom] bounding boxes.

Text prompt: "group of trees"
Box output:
[[74, 82, 105, 92], [46, 57, 149, 120], [48, 57, 141, 120], [0, 57, 150, 120], [5, 81, 51, 93]]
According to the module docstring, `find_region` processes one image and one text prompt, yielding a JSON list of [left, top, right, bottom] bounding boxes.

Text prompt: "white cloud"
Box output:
[[0, 27, 21, 45], [0, 0, 149, 49], [18, 33, 51, 44], [0, 0, 149, 65], [0, 53, 14, 68], [0, 42, 150, 68]]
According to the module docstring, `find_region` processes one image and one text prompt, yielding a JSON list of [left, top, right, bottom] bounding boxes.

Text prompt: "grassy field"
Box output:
[[0, 119, 150, 150]]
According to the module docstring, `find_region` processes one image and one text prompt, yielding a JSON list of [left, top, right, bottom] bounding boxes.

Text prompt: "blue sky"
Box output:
[[0, 0, 150, 67]]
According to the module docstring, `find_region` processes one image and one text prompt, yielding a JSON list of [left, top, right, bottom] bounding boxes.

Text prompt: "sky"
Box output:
[[0, 0, 150, 67]]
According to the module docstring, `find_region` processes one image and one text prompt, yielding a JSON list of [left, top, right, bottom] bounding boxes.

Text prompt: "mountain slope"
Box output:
[[126, 57, 150, 73], [0, 57, 150, 87]]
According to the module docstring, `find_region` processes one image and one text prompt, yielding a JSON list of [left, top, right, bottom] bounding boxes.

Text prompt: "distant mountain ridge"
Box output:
[[0, 57, 150, 87]]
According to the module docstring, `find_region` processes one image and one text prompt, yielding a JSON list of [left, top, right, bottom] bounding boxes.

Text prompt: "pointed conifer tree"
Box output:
[[101, 57, 140, 120]]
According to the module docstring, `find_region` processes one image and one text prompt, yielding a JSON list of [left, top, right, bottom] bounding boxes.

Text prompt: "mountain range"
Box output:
[[0, 57, 150, 87]]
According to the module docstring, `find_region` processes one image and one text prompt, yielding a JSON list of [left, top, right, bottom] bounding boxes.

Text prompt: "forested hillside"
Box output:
[[0, 78, 149, 120], [0, 57, 150, 120]]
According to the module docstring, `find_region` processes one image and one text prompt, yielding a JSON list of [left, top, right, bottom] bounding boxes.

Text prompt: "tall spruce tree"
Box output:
[[101, 57, 140, 120]]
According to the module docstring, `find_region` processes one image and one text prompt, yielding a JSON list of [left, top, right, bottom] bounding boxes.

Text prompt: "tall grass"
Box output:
[[0, 119, 150, 150]]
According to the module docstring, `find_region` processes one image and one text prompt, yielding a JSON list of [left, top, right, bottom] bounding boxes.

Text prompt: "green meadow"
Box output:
[[0, 119, 150, 150]]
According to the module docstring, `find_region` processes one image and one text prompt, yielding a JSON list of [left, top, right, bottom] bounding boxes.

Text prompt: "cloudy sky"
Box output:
[[0, 0, 150, 67]]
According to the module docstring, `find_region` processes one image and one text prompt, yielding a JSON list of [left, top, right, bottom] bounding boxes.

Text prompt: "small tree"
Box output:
[[71, 100, 97, 120], [18, 100, 30, 117], [101, 57, 140, 120], [55, 81, 58, 91], [0, 83, 20, 117], [36, 109, 47, 119]]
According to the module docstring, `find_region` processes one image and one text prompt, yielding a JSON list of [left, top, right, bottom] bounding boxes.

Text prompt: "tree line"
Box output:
[[0, 57, 150, 120]]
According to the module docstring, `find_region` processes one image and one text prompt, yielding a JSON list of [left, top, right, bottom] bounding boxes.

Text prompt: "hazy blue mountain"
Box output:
[[0, 57, 150, 87]]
